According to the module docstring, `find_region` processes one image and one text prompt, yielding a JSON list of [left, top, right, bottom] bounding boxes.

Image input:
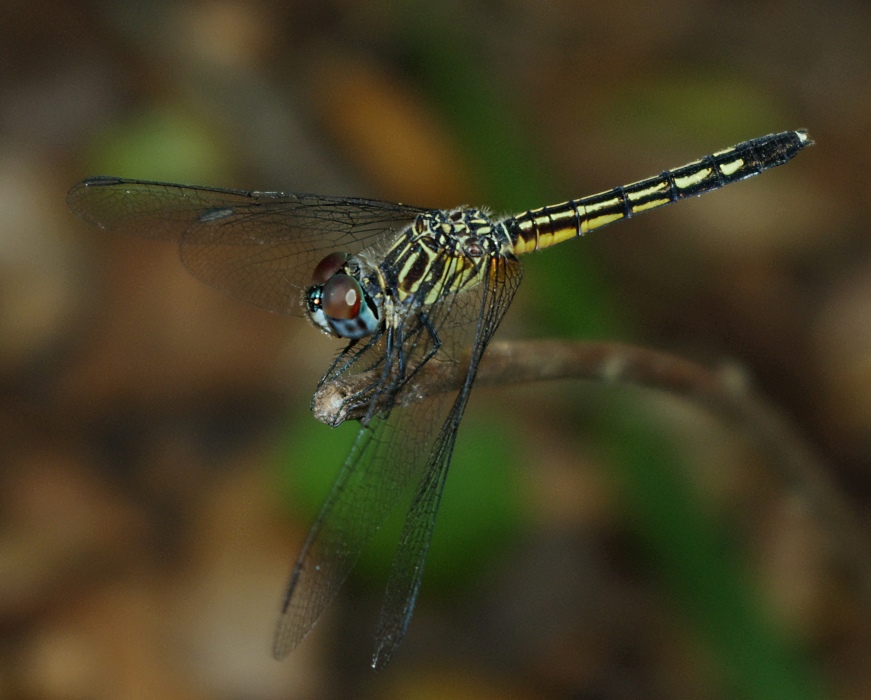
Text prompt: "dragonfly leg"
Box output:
[[397, 311, 442, 387]]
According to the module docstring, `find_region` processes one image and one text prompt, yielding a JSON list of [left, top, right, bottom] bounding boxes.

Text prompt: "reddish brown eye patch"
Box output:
[[322, 274, 362, 319], [311, 252, 348, 285]]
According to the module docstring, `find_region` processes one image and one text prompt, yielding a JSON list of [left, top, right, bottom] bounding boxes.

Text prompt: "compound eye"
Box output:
[[311, 252, 348, 285], [322, 274, 362, 319]]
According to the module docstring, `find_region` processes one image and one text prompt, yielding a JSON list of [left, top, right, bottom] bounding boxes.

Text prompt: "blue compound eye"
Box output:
[[322, 273, 362, 320]]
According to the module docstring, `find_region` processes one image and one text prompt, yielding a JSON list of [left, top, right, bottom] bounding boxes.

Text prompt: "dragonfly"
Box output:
[[67, 129, 812, 668]]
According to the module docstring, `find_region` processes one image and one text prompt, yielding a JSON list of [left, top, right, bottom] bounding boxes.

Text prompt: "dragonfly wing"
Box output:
[[67, 177, 428, 315], [371, 254, 523, 669], [272, 314, 459, 657]]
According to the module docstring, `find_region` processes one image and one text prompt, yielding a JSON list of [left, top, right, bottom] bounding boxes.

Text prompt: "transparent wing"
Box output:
[[67, 177, 429, 315], [371, 254, 523, 668], [272, 322, 455, 658], [272, 385, 457, 658]]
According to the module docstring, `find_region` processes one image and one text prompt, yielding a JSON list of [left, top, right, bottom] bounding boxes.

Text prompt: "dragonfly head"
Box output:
[[305, 252, 381, 339]]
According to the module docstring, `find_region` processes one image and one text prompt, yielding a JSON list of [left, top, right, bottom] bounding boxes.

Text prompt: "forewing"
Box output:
[[272, 353, 457, 658], [371, 254, 523, 668], [67, 177, 428, 315]]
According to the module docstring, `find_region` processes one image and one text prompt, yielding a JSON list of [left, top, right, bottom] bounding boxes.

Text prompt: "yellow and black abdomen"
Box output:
[[508, 129, 811, 255]]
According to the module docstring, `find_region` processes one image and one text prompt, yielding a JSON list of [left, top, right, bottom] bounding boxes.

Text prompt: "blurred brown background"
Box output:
[[1, 1, 870, 699]]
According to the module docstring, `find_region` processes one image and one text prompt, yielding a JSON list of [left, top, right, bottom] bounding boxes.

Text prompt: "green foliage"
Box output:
[[81, 106, 230, 184], [604, 404, 826, 700], [277, 410, 525, 592]]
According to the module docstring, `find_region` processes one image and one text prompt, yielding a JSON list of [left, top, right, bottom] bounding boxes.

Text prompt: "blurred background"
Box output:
[[1, 1, 870, 698]]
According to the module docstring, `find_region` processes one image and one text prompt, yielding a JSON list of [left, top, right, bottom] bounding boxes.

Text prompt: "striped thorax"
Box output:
[[377, 208, 504, 308]]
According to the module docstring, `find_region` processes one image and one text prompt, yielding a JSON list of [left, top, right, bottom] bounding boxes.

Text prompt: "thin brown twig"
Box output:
[[312, 338, 871, 616], [312, 339, 736, 425]]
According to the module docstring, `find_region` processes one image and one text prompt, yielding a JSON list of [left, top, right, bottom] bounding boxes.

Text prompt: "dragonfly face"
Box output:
[[65, 129, 812, 669]]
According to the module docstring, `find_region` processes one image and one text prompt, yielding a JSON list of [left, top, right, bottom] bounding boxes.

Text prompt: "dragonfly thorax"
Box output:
[[412, 207, 498, 251], [379, 208, 505, 306], [305, 252, 382, 339]]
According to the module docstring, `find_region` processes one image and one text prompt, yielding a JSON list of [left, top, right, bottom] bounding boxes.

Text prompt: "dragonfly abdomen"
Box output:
[[508, 129, 811, 255]]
